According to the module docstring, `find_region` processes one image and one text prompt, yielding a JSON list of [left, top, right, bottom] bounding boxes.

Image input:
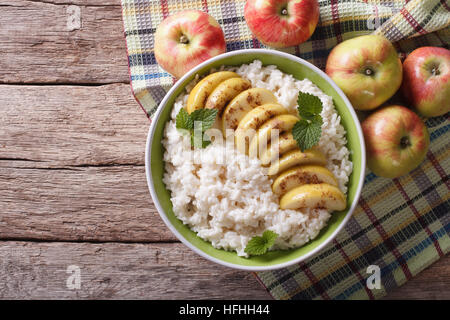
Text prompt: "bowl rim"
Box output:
[[145, 49, 366, 271]]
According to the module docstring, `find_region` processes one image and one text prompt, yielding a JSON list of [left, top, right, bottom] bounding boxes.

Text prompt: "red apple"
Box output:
[[362, 105, 430, 178], [244, 0, 319, 48], [154, 10, 226, 79], [326, 35, 403, 111], [402, 46, 450, 118]]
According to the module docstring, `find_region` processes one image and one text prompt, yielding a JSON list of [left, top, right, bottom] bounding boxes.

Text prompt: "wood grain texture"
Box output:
[[0, 84, 176, 242], [0, 165, 176, 242], [0, 0, 129, 84], [0, 84, 147, 166], [0, 241, 271, 299]]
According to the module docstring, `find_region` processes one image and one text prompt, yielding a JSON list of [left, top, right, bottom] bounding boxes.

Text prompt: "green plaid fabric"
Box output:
[[121, 0, 450, 299]]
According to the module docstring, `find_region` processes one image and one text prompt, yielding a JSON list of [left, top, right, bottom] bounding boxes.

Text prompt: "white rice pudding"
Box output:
[[162, 60, 352, 257]]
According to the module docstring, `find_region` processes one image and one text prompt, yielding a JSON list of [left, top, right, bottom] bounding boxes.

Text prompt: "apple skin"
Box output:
[[402, 46, 450, 118], [154, 10, 226, 79], [326, 35, 403, 111], [244, 0, 319, 48], [362, 105, 430, 179]]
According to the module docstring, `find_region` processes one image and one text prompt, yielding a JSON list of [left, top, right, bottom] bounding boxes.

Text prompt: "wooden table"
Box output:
[[0, 0, 448, 300]]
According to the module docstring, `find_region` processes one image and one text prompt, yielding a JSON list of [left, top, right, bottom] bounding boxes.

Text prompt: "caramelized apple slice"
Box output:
[[279, 183, 346, 211], [272, 165, 338, 195], [186, 71, 240, 113]]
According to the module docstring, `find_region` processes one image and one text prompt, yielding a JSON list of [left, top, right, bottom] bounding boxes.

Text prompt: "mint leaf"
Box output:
[[262, 230, 278, 246], [245, 237, 268, 256], [244, 230, 279, 256], [297, 92, 323, 120], [293, 91, 324, 151], [190, 108, 218, 131], [292, 116, 322, 152], [176, 108, 194, 130]]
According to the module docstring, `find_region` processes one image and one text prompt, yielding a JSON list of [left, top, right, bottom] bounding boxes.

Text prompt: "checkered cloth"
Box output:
[[121, 0, 450, 299]]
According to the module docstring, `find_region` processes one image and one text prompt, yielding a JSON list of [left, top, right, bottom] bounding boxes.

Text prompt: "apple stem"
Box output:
[[179, 35, 189, 44], [400, 136, 411, 149], [364, 68, 374, 76], [281, 8, 288, 15], [431, 67, 440, 76]]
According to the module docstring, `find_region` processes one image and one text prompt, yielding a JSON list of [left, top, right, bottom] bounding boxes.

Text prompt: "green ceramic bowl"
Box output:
[[145, 49, 365, 271]]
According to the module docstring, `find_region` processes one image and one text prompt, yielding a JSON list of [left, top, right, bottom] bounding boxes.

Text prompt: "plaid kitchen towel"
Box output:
[[121, 0, 450, 299], [122, 0, 450, 117]]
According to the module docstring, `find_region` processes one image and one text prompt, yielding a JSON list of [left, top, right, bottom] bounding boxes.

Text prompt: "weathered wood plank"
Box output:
[[0, 165, 177, 242], [0, 83, 172, 241], [0, 241, 271, 299], [0, 84, 148, 166], [0, 0, 129, 84]]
